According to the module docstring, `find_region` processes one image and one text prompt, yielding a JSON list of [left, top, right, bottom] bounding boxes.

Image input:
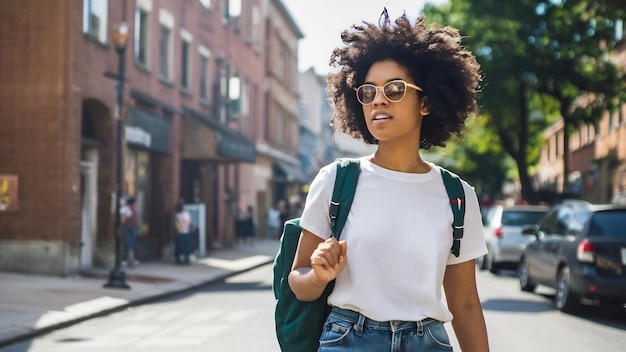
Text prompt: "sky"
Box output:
[[282, 0, 448, 74]]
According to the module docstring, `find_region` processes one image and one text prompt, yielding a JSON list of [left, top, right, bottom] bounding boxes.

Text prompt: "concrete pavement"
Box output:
[[0, 239, 280, 348]]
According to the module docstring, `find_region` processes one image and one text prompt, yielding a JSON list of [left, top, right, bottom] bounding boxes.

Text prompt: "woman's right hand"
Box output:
[[310, 237, 348, 284]]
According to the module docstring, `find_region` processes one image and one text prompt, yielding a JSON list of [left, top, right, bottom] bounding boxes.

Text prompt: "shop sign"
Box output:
[[0, 175, 19, 212], [125, 126, 152, 148], [127, 108, 171, 154]]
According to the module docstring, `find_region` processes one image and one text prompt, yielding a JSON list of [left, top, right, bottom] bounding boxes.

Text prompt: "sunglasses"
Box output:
[[354, 80, 423, 105]]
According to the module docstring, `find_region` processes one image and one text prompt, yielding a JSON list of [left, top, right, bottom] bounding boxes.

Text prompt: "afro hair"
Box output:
[[327, 12, 482, 149]]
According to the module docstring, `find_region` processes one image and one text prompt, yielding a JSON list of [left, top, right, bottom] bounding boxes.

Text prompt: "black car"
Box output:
[[518, 200, 626, 312]]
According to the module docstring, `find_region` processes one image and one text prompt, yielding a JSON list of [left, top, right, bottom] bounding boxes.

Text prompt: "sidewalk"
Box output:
[[0, 239, 280, 348]]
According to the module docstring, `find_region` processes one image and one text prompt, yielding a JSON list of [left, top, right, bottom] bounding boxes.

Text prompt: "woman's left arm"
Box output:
[[443, 260, 490, 352]]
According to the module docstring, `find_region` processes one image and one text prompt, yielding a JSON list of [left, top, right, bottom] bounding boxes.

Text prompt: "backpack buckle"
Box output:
[[329, 201, 340, 228], [452, 225, 464, 240]]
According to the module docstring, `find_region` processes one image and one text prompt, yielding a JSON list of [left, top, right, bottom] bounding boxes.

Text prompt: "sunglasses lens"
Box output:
[[357, 85, 377, 104], [384, 81, 406, 102]]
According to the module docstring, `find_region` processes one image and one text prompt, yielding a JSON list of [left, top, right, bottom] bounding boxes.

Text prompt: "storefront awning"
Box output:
[[274, 161, 310, 183], [181, 106, 256, 163], [126, 108, 171, 153]]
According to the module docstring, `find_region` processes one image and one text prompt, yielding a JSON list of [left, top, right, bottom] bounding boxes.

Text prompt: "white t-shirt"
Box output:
[[299, 157, 487, 323]]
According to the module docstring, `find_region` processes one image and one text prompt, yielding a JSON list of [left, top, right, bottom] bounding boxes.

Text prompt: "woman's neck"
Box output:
[[369, 147, 430, 174]]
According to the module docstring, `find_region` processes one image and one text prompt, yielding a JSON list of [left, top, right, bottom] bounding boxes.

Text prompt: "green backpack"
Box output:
[[272, 160, 465, 352]]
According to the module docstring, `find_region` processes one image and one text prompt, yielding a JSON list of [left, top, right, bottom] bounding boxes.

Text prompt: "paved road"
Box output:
[[475, 269, 626, 352], [2, 266, 625, 351]]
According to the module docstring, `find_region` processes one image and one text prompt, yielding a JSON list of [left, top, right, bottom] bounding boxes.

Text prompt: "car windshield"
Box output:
[[501, 210, 547, 226], [587, 210, 626, 237]]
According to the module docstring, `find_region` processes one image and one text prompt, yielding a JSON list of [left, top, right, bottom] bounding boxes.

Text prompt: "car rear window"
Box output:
[[587, 210, 626, 237], [501, 210, 547, 226]]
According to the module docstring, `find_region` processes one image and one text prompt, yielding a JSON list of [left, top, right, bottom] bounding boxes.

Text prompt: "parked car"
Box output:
[[518, 200, 626, 312], [478, 204, 549, 273]]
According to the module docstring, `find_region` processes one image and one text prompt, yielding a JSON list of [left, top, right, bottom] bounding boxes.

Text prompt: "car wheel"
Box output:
[[555, 267, 579, 312], [518, 258, 536, 292]]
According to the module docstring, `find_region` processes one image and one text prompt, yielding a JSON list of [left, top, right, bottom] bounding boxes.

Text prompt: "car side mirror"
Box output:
[[522, 224, 539, 237]]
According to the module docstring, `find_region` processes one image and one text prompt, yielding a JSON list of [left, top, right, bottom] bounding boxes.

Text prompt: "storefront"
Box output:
[[125, 108, 171, 260], [179, 106, 256, 248]]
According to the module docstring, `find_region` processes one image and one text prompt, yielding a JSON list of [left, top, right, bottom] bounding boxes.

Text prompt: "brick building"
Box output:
[[256, 0, 305, 221], [0, 0, 270, 275]]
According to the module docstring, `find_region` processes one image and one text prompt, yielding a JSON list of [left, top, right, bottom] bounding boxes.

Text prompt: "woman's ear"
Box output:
[[420, 97, 430, 116]]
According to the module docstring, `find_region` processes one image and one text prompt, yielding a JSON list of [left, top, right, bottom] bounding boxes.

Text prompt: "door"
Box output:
[[533, 207, 571, 285], [80, 148, 99, 269]]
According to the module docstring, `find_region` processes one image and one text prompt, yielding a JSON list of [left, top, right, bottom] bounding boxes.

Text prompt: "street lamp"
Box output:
[[104, 21, 130, 289]]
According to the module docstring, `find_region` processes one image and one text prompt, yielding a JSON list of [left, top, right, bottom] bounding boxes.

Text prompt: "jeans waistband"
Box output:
[[329, 307, 438, 334]]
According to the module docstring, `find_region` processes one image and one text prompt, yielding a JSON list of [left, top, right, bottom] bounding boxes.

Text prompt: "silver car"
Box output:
[[478, 204, 549, 274]]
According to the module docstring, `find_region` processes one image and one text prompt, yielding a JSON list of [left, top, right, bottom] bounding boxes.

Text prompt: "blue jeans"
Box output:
[[122, 226, 138, 260], [175, 233, 190, 264], [318, 307, 453, 352]]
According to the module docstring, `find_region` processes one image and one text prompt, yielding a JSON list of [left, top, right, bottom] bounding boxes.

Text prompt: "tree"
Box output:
[[436, 116, 512, 199], [425, 0, 625, 199], [524, 0, 626, 191]]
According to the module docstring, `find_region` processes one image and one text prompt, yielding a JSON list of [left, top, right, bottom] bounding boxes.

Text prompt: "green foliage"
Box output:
[[435, 116, 511, 197], [425, 0, 625, 197]]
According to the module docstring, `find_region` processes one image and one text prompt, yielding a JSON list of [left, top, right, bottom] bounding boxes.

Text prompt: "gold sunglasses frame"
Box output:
[[354, 80, 423, 105]]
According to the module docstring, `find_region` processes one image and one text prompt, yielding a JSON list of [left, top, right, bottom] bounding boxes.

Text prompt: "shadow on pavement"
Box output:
[[481, 298, 553, 313]]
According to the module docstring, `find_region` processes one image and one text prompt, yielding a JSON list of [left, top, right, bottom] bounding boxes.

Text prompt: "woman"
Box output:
[[174, 199, 192, 265], [288, 11, 489, 351]]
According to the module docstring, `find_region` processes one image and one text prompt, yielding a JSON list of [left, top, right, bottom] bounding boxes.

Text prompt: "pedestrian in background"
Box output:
[[266, 202, 281, 239], [236, 205, 247, 246], [120, 196, 139, 267], [278, 199, 291, 234], [243, 205, 256, 246], [291, 201, 304, 218], [288, 10, 489, 351], [174, 199, 192, 265]]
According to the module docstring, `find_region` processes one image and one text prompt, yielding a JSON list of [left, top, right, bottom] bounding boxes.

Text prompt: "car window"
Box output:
[[501, 210, 547, 226], [539, 210, 559, 233], [554, 207, 572, 236], [587, 210, 626, 237], [569, 210, 592, 235]]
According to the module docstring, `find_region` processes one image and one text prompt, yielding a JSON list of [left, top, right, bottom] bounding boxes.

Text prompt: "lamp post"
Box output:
[[104, 21, 130, 289]]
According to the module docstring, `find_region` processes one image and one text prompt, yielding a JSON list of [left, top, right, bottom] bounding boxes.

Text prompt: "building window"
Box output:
[[83, 0, 108, 43], [555, 133, 560, 158], [229, 0, 242, 30], [134, 4, 150, 68], [228, 68, 241, 120], [180, 30, 193, 92], [252, 5, 261, 51], [218, 62, 229, 122], [199, 46, 211, 103], [158, 9, 175, 82], [222, 0, 229, 25], [198, 0, 211, 9], [181, 40, 190, 90], [241, 78, 249, 117], [276, 39, 286, 80], [609, 109, 619, 131], [159, 25, 171, 79]]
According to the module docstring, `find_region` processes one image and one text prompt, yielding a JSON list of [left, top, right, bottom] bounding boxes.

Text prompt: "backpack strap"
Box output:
[[440, 167, 465, 257], [328, 159, 361, 239]]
